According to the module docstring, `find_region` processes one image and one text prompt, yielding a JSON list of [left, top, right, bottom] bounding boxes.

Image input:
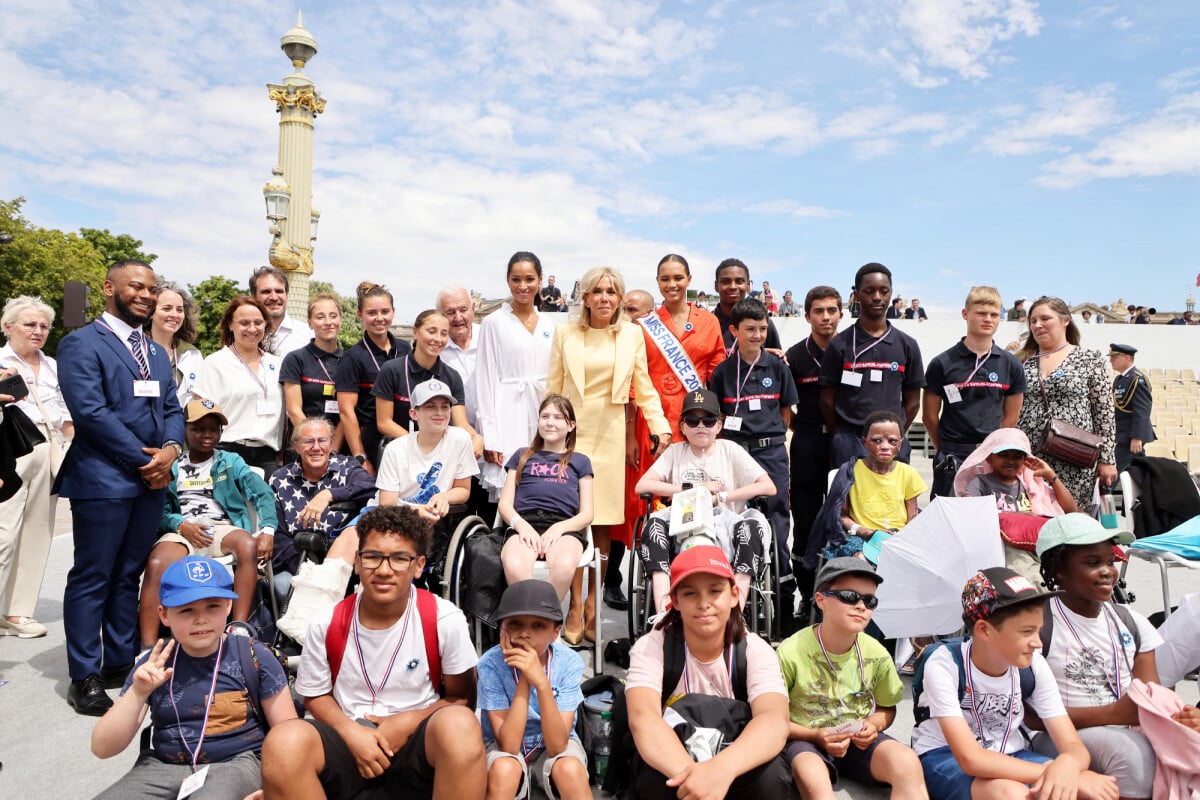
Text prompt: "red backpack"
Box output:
[[325, 589, 442, 694]]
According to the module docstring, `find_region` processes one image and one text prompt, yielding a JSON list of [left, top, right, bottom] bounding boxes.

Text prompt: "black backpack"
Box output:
[[602, 624, 748, 796], [910, 637, 1034, 727]]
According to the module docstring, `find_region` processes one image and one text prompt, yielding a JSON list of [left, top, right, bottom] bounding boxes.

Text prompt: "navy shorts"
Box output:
[[920, 745, 1049, 800]]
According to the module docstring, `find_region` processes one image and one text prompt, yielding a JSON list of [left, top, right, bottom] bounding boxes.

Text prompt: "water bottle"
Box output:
[[592, 710, 613, 785], [1099, 484, 1119, 530]]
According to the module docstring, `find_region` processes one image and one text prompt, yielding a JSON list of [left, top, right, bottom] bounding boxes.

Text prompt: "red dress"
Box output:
[[641, 304, 725, 439]]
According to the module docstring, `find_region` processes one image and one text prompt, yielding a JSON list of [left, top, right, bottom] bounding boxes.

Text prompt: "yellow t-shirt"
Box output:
[[848, 460, 927, 532]]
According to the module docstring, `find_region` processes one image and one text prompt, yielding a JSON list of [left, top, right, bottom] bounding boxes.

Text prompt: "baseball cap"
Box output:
[[410, 379, 455, 409], [159, 556, 239, 608], [680, 389, 721, 419], [816, 556, 883, 590], [669, 545, 735, 592], [961, 567, 1058, 625], [494, 579, 564, 623], [1035, 512, 1133, 557], [185, 398, 229, 425]]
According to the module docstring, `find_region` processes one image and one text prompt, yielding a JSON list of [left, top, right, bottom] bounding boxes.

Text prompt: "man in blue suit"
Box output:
[[57, 260, 184, 715]]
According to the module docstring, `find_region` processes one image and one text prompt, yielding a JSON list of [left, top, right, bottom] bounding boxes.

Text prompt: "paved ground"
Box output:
[[2, 460, 1198, 799]]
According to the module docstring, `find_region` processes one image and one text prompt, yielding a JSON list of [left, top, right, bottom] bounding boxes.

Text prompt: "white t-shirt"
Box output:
[[1044, 599, 1162, 708], [911, 641, 1066, 756], [646, 441, 766, 514], [194, 347, 285, 448], [295, 592, 477, 717], [374, 426, 479, 506], [625, 627, 786, 706]]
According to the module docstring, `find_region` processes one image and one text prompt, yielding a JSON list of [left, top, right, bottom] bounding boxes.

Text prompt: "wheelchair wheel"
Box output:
[[441, 514, 488, 605], [627, 541, 652, 639]]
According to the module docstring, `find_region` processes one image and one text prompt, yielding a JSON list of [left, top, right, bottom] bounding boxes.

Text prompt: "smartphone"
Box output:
[[0, 373, 30, 402]]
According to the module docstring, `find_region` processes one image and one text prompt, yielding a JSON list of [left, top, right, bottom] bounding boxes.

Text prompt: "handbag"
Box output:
[[26, 379, 70, 479], [1037, 367, 1102, 469]]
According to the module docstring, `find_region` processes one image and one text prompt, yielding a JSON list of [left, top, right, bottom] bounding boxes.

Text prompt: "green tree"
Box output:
[[0, 197, 106, 355], [309, 279, 362, 349], [79, 227, 157, 265], [188, 275, 242, 355]]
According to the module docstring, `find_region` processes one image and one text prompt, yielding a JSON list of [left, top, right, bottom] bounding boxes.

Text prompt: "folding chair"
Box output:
[[1118, 470, 1200, 620]]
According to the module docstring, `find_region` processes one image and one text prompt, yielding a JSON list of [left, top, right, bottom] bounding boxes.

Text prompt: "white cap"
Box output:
[[410, 379, 455, 408]]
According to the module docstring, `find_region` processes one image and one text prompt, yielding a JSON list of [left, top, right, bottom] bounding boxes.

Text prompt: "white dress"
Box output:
[[475, 303, 556, 493]]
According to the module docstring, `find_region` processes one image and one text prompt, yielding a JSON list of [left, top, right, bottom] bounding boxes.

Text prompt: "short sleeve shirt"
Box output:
[[964, 473, 1032, 513], [708, 351, 797, 439], [280, 341, 344, 423], [295, 592, 478, 717], [374, 427, 479, 506], [818, 323, 925, 429], [848, 460, 926, 531], [910, 642, 1066, 756], [777, 626, 904, 728], [1043, 599, 1162, 708], [646, 440, 766, 514], [335, 334, 410, 430], [785, 336, 827, 428], [924, 341, 1026, 446], [626, 627, 786, 706], [505, 450, 593, 518], [371, 355, 465, 432], [478, 640, 585, 752]]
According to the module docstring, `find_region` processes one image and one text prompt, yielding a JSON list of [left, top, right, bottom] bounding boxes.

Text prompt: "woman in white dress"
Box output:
[[146, 280, 202, 408], [475, 251, 558, 498]]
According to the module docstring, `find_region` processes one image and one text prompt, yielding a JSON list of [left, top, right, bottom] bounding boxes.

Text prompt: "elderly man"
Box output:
[[1110, 344, 1155, 474], [250, 265, 314, 358]]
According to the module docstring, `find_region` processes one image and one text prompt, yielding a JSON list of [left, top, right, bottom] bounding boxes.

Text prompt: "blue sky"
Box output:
[[1, 0, 1197, 322]]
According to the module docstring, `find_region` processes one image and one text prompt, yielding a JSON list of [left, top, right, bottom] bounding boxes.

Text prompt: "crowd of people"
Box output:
[[0, 255, 1198, 800]]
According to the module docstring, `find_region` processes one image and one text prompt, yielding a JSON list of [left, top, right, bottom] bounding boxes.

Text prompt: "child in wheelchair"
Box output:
[[497, 394, 594, 601], [633, 389, 775, 614]]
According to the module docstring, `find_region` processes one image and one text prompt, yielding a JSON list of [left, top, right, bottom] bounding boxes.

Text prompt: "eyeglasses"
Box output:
[[18, 322, 51, 332], [299, 437, 332, 447], [358, 551, 418, 570], [866, 436, 901, 447], [819, 589, 879, 609], [682, 416, 719, 428]]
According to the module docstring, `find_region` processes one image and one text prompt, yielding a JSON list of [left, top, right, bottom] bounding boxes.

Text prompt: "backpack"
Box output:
[[324, 589, 443, 695], [1041, 601, 1141, 657], [601, 624, 748, 795], [911, 638, 1035, 727], [231, 629, 306, 722]]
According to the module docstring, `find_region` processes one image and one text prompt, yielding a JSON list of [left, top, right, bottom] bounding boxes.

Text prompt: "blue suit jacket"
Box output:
[[57, 320, 185, 499]]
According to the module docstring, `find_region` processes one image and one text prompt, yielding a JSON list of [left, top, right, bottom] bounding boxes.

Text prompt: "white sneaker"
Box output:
[[1, 617, 48, 638]]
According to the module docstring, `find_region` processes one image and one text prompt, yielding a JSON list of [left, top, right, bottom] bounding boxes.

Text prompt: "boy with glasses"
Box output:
[[261, 505, 485, 800], [634, 389, 777, 614], [777, 558, 926, 800]]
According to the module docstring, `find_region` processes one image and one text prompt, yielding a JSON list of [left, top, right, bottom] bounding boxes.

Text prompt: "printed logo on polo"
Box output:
[[890, 362, 899, 372], [989, 372, 998, 382], [762, 377, 773, 388], [187, 561, 213, 582]]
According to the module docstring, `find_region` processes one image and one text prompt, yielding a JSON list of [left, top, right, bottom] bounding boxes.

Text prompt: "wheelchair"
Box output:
[[628, 491, 781, 643]]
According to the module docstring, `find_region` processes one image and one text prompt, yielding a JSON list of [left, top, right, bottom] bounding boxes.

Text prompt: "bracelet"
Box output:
[[509, 514, 523, 528]]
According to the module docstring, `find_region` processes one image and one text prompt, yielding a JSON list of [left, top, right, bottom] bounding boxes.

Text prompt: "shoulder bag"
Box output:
[[1037, 365, 1102, 469]]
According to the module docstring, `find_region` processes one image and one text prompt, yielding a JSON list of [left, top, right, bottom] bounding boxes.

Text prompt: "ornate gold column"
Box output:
[[266, 13, 325, 318]]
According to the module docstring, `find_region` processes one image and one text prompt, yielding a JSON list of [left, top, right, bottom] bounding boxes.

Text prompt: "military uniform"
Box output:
[[1112, 349, 1154, 473]]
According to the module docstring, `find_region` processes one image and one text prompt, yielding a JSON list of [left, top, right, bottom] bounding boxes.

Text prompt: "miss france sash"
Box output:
[[637, 313, 703, 392]]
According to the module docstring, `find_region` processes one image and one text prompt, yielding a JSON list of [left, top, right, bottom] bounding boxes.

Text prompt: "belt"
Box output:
[[732, 435, 787, 451]]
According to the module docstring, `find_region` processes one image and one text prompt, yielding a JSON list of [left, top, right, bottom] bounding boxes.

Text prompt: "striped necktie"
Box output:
[[128, 330, 151, 380]]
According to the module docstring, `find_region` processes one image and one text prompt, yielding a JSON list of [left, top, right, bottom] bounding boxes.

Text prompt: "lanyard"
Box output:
[[363, 335, 394, 373], [1053, 599, 1126, 699], [353, 591, 414, 712], [961, 349, 992, 385], [682, 642, 735, 695], [804, 337, 823, 372], [230, 346, 269, 398], [510, 649, 554, 762], [849, 324, 888, 365], [814, 625, 874, 718], [315, 352, 334, 384], [96, 319, 151, 378], [733, 351, 761, 413], [168, 635, 227, 770], [963, 641, 1018, 753]]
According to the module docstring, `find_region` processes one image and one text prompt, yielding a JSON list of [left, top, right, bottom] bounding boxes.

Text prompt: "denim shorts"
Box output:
[[920, 745, 1049, 800]]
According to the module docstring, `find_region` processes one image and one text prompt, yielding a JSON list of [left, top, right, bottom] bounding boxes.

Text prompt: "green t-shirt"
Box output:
[[777, 626, 904, 728]]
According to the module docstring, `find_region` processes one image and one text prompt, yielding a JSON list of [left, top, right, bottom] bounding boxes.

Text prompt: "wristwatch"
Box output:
[[354, 454, 367, 465], [163, 440, 183, 460]]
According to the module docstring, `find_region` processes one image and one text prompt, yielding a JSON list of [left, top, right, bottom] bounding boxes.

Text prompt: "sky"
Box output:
[[1, 0, 1198, 323]]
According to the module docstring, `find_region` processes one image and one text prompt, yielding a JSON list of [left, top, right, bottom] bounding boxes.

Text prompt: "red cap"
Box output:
[[669, 546, 736, 592]]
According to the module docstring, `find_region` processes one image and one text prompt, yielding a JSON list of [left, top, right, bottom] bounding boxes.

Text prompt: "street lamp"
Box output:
[[262, 165, 291, 239], [0, 232, 13, 245]]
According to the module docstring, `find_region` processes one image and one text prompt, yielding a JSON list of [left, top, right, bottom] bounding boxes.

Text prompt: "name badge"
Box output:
[[841, 372, 863, 388], [748, 398, 762, 411], [869, 369, 883, 383], [256, 399, 276, 416], [133, 380, 160, 397], [177, 765, 209, 799], [723, 415, 744, 432], [945, 385, 963, 403], [324, 399, 340, 414], [323, 383, 335, 397], [825, 719, 865, 736]]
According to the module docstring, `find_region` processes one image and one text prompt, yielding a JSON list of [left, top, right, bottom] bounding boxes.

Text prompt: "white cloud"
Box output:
[[982, 86, 1120, 156], [1112, 15, 1133, 30], [742, 201, 848, 219]]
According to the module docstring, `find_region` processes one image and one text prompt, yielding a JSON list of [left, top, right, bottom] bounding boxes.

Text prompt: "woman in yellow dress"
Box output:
[[548, 267, 671, 643]]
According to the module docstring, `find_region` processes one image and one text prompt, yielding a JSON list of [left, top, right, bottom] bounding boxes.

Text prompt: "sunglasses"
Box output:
[[682, 415, 719, 428], [819, 589, 879, 609]]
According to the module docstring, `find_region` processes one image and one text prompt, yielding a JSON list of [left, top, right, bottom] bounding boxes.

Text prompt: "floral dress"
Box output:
[[1017, 347, 1116, 511]]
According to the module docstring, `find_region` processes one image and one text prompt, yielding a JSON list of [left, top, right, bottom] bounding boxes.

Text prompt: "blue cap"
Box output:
[[159, 556, 239, 608]]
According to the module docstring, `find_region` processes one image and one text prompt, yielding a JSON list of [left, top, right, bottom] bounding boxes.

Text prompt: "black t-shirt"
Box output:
[[371, 355, 465, 432], [713, 305, 783, 352], [785, 336, 826, 428], [335, 333, 411, 456], [818, 322, 925, 429], [709, 350, 797, 439], [925, 340, 1026, 446], [279, 341, 344, 423]]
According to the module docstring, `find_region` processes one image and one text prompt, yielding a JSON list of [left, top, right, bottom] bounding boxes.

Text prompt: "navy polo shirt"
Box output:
[[280, 341, 344, 424], [335, 333, 411, 434], [371, 355, 465, 431], [924, 340, 1026, 446], [709, 350, 797, 439], [714, 305, 783, 352], [785, 336, 826, 429], [818, 322, 925, 429]]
